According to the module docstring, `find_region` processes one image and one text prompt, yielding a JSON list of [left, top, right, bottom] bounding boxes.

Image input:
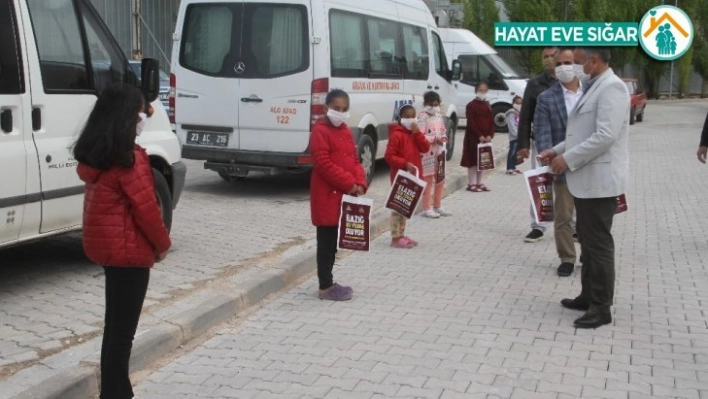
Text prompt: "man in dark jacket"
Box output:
[[518, 47, 558, 243], [697, 111, 708, 163]]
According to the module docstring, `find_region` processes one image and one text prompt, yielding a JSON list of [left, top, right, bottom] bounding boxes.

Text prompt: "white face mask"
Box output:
[[476, 92, 487, 101], [424, 106, 440, 115], [513, 104, 521, 112], [400, 118, 417, 130], [573, 64, 589, 82], [555, 65, 576, 83], [327, 109, 350, 127], [136, 112, 147, 136]]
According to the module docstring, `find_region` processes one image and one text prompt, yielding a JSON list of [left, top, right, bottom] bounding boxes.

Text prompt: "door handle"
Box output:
[[427, 85, 433, 89], [32, 108, 41, 131], [434, 86, 440, 90], [241, 97, 263, 103], [1, 109, 12, 133]]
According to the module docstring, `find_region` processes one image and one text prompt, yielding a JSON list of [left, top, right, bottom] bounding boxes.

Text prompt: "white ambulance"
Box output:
[[0, 0, 186, 249], [171, 0, 461, 184], [439, 28, 528, 133]]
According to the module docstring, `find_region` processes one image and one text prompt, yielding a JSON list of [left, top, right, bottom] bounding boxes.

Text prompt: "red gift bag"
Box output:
[[477, 143, 495, 171], [385, 167, 427, 219], [615, 194, 628, 214], [435, 150, 446, 184], [524, 166, 554, 224], [337, 195, 373, 251]]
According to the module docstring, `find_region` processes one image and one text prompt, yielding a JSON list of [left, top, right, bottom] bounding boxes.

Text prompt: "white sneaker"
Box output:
[[434, 207, 452, 217], [422, 209, 440, 218]]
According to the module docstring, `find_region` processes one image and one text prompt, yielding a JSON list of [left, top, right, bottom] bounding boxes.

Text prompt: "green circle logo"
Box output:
[[638, 5, 694, 61]]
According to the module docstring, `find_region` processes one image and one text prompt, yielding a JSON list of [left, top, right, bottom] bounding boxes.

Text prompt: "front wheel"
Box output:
[[152, 169, 173, 232], [358, 135, 376, 186], [492, 104, 511, 133], [445, 118, 457, 161], [629, 107, 636, 125]]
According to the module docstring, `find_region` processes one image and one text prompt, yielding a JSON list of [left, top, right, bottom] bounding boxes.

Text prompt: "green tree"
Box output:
[[692, 0, 708, 97], [502, 0, 558, 75], [674, 0, 698, 97], [458, 0, 500, 46]]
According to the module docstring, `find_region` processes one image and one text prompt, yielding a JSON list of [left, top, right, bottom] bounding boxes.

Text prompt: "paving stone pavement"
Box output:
[[0, 123, 491, 395], [134, 101, 708, 399]]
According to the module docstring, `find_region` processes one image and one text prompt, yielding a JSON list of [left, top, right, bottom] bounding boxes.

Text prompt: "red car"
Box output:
[[623, 78, 647, 125]]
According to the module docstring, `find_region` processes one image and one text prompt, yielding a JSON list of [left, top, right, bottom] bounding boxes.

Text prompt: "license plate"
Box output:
[[159, 93, 168, 101], [186, 131, 229, 147]]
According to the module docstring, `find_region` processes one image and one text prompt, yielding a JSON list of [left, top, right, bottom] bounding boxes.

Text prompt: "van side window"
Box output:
[[330, 12, 366, 78], [458, 55, 479, 86], [431, 32, 449, 78], [79, 1, 132, 91], [181, 3, 308, 79], [367, 19, 403, 77], [182, 5, 234, 75], [479, 56, 506, 90], [0, 0, 24, 94], [26, 0, 90, 91], [401, 25, 428, 81]]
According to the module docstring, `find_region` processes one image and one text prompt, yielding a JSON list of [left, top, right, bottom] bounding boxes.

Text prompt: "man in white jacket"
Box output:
[[539, 47, 629, 329]]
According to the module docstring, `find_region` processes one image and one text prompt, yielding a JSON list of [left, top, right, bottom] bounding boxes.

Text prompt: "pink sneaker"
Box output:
[[403, 236, 419, 246], [391, 237, 415, 249]]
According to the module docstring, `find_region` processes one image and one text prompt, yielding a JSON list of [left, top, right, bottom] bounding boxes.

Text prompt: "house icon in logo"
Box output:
[[639, 5, 694, 61]]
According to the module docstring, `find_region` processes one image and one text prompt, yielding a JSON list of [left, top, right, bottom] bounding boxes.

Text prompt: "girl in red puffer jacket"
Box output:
[[385, 105, 431, 249], [310, 89, 367, 301], [74, 84, 170, 399]]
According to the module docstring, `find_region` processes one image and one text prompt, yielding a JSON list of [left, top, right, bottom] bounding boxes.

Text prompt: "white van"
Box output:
[[0, 0, 186, 249], [171, 0, 461, 184], [439, 28, 527, 133]]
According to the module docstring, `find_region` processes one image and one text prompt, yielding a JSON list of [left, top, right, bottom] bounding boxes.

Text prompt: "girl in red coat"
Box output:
[[385, 105, 431, 249], [461, 81, 495, 192], [74, 84, 171, 399], [309, 89, 367, 301]]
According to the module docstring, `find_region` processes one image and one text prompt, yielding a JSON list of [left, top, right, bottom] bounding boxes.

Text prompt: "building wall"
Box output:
[[89, 0, 179, 71]]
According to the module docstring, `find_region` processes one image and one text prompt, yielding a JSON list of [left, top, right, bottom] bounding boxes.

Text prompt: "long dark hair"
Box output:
[[73, 84, 144, 170]]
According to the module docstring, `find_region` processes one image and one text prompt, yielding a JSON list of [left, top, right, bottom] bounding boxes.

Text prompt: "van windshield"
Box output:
[[180, 3, 308, 79], [484, 53, 524, 79]]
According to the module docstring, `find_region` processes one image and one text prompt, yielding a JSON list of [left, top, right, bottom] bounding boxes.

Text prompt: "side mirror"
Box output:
[[141, 58, 160, 104], [451, 60, 462, 81]]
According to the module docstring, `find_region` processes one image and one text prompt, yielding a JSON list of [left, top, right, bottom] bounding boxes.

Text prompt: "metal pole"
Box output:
[[669, 0, 677, 99], [131, 0, 143, 60]]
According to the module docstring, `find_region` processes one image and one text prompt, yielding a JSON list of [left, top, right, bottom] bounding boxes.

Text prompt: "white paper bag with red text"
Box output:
[[385, 168, 427, 219], [477, 143, 495, 171], [337, 195, 373, 251], [524, 166, 555, 224]]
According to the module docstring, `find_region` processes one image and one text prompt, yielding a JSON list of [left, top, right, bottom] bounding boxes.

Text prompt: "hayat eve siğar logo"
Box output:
[[639, 5, 694, 61]]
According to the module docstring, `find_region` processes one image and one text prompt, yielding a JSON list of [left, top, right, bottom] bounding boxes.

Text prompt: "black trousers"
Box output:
[[574, 197, 617, 311], [101, 267, 150, 399], [316, 226, 338, 290]]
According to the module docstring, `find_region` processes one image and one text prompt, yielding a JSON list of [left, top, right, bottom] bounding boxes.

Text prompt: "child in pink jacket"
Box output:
[[417, 91, 451, 218]]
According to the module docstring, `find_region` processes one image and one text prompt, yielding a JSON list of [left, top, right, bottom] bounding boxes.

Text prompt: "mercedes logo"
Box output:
[[234, 62, 246, 75]]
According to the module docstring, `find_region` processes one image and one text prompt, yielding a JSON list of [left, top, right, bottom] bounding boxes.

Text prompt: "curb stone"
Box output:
[[13, 142, 509, 399]]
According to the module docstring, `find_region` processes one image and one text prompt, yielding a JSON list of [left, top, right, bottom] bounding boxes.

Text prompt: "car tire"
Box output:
[[358, 134, 376, 186], [636, 108, 644, 122], [629, 107, 636, 125], [492, 104, 511, 133], [152, 168, 173, 232], [445, 118, 456, 162]]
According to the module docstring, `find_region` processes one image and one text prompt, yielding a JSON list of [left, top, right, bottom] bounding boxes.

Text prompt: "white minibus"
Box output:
[[1, 0, 185, 249], [171, 0, 462, 184], [439, 28, 527, 132]]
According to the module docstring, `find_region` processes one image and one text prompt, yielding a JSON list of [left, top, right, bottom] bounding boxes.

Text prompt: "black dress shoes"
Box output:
[[560, 298, 590, 311], [557, 263, 574, 277], [574, 310, 612, 329]]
